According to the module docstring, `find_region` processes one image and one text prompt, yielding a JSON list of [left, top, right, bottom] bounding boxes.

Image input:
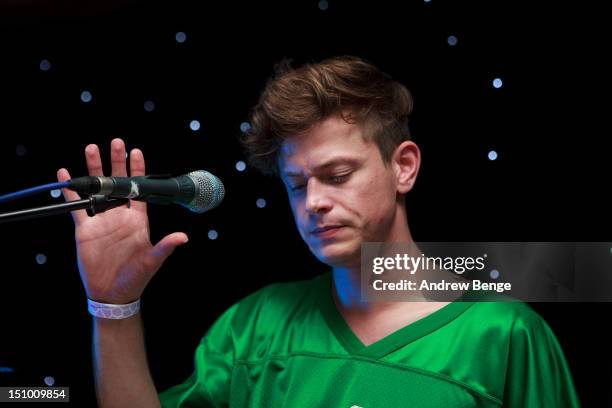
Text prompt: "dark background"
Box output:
[[0, 1, 609, 406]]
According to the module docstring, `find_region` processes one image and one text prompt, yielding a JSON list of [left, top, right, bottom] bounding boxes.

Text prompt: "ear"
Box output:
[[392, 140, 421, 194]]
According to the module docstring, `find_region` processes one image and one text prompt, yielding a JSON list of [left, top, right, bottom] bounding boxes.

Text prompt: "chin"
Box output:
[[311, 240, 361, 268]]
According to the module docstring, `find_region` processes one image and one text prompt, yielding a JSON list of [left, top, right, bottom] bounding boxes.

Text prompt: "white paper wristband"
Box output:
[[87, 298, 141, 319]]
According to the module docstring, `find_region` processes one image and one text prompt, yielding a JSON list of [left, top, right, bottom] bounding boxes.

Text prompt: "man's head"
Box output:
[[242, 56, 420, 268]]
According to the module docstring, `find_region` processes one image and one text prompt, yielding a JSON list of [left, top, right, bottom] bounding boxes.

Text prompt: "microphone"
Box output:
[[66, 170, 225, 213]]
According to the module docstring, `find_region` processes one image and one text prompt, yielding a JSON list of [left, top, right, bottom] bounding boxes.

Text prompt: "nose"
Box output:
[[305, 178, 333, 214]]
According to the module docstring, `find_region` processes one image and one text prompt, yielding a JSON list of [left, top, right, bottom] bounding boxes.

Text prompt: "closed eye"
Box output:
[[287, 173, 351, 192], [327, 173, 351, 184]]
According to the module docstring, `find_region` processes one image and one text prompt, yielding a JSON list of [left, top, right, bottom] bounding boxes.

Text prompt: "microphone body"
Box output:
[[67, 170, 224, 213]]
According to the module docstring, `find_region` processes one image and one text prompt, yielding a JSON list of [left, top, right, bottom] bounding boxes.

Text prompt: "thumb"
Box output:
[[149, 232, 189, 268]]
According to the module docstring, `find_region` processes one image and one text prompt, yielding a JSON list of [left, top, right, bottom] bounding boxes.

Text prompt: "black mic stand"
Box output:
[[0, 195, 130, 224]]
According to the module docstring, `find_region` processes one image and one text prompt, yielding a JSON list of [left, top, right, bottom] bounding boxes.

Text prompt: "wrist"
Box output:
[[87, 290, 142, 304]]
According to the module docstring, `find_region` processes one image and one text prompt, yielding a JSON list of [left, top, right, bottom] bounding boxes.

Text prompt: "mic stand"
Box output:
[[0, 195, 130, 224]]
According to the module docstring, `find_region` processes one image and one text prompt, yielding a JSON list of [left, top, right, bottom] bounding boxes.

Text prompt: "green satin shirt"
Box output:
[[159, 271, 580, 407]]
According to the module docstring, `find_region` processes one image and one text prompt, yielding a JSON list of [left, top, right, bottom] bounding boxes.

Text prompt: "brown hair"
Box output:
[[241, 55, 414, 176]]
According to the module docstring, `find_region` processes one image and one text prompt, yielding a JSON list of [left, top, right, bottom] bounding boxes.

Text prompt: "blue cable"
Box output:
[[0, 181, 71, 204]]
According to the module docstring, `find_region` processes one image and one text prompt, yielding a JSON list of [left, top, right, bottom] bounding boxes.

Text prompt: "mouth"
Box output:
[[310, 225, 345, 237]]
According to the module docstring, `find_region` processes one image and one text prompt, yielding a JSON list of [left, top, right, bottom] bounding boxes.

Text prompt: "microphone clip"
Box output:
[[85, 195, 131, 217]]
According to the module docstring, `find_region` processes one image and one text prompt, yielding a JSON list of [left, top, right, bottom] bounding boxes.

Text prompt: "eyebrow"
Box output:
[[283, 157, 362, 177]]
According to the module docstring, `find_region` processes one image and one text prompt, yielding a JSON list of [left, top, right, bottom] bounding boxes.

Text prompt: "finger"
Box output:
[[110, 138, 128, 177], [57, 168, 87, 225], [85, 144, 104, 176], [129, 148, 147, 213], [148, 232, 190, 271], [129, 148, 146, 176]]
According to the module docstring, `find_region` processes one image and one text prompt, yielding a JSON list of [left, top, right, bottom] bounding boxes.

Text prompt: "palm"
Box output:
[[76, 204, 153, 302]]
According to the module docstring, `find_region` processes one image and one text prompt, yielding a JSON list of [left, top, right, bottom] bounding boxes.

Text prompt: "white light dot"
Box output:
[[492, 78, 503, 89], [256, 198, 266, 208], [318, 0, 329, 10], [80, 90, 93, 103], [208, 229, 218, 240], [490, 269, 500, 279], [16, 144, 27, 156], [50, 189, 61, 198], [175, 31, 187, 43], [447, 35, 458, 46], [189, 120, 200, 131], [424, 0, 431, 3], [235, 161, 246, 172], [488, 150, 498, 161], [144, 100, 155, 112], [240, 122, 251, 133], [39, 59, 51, 71], [44, 376, 55, 386], [36, 254, 47, 265]]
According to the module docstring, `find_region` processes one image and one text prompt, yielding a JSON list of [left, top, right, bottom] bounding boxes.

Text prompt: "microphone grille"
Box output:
[[186, 170, 225, 213]]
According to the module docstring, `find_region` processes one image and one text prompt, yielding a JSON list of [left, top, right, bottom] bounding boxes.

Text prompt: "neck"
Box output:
[[332, 203, 415, 314]]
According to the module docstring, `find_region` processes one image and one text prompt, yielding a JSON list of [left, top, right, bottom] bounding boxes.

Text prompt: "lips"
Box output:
[[310, 225, 346, 241], [311, 225, 343, 234]]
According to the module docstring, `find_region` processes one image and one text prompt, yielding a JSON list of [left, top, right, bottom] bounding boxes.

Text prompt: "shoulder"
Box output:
[[200, 273, 327, 352], [211, 273, 327, 336], [460, 299, 557, 344], [236, 273, 325, 315]]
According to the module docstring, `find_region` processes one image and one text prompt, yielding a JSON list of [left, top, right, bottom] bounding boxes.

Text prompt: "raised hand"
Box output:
[[57, 138, 188, 304]]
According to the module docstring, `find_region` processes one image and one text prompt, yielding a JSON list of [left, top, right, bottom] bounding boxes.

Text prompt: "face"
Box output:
[[278, 115, 412, 269]]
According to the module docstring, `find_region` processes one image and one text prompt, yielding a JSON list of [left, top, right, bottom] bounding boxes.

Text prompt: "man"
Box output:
[[58, 56, 580, 407]]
